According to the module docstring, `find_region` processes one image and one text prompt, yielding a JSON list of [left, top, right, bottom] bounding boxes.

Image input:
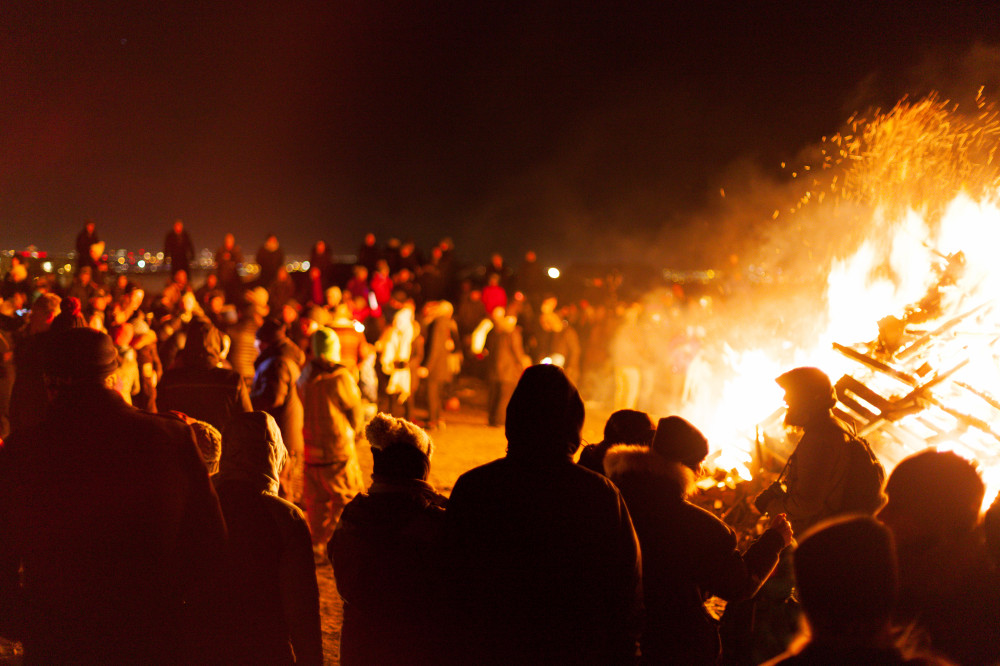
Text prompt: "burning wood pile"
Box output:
[[681, 91, 1000, 519]]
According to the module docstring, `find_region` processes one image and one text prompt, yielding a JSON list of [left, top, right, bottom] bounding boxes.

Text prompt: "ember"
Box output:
[[673, 91, 1000, 510]]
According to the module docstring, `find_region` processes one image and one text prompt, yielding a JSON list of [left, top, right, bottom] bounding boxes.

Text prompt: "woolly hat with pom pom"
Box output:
[[365, 412, 433, 460]]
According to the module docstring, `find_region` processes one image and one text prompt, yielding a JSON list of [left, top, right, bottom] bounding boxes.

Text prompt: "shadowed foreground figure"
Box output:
[[447, 364, 642, 665], [577, 408, 656, 475], [213, 411, 322, 666], [604, 416, 791, 664], [158, 317, 252, 432], [765, 515, 945, 665], [877, 449, 1000, 666], [331, 413, 448, 666], [0, 327, 227, 663]]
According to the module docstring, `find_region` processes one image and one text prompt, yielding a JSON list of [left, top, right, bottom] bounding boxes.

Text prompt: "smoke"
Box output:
[[585, 43, 1000, 422]]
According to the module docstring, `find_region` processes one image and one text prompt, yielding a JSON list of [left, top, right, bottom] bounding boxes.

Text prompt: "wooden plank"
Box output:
[[836, 375, 895, 413], [897, 302, 992, 360], [832, 343, 918, 386]]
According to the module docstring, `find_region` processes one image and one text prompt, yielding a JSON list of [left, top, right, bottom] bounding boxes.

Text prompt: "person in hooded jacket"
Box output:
[[447, 365, 642, 665], [330, 413, 449, 666], [252, 318, 306, 504], [298, 327, 365, 563], [0, 327, 227, 663], [213, 411, 323, 666], [604, 416, 792, 664], [158, 317, 252, 432]]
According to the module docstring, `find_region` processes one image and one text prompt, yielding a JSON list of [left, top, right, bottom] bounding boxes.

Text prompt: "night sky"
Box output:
[[3, 1, 999, 264]]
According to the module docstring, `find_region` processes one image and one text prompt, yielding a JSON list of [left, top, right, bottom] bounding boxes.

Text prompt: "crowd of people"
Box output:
[[1, 224, 1000, 664]]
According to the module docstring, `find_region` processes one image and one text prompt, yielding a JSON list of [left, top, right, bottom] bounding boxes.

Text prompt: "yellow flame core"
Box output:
[[680, 94, 1000, 512]]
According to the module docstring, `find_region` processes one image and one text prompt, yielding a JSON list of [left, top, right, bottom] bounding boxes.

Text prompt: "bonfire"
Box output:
[[676, 90, 1000, 520]]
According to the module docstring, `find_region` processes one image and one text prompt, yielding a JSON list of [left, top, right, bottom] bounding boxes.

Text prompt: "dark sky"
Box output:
[[3, 1, 999, 263]]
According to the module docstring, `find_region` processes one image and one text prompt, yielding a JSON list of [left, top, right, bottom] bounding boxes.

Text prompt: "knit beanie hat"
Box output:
[[652, 416, 709, 469], [311, 327, 341, 363], [45, 327, 119, 383], [366, 412, 433, 459], [366, 412, 434, 481]]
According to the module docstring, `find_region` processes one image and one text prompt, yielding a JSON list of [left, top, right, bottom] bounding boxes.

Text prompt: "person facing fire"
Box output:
[[756, 366, 854, 535]]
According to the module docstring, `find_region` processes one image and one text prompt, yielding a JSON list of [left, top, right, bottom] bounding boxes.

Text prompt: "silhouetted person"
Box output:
[[605, 416, 791, 664], [8, 292, 60, 434], [158, 318, 252, 431], [309, 240, 332, 287], [578, 408, 655, 475], [256, 233, 285, 289], [357, 232, 380, 273], [762, 516, 930, 665], [877, 449, 1000, 666], [447, 365, 642, 665], [215, 232, 244, 304], [475, 307, 529, 427], [214, 411, 323, 666], [331, 413, 449, 666], [0, 327, 227, 663], [164, 219, 195, 279], [419, 300, 459, 430], [298, 328, 365, 563], [756, 367, 857, 535], [252, 318, 305, 504], [75, 218, 100, 274]]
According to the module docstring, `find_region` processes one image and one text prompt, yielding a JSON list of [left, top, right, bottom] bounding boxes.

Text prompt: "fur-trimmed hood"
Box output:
[[603, 444, 696, 498]]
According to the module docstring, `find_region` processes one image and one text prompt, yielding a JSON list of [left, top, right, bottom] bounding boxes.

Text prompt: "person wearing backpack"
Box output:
[[756, 366, 885, 535]]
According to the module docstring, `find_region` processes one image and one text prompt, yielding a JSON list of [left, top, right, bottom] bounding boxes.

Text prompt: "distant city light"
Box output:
[[41, 261, 52, 272], [547, 267, 560, 279], [302, 261, 311, 271], [353, 321, 365, 333], [137, 260, 146, 268]]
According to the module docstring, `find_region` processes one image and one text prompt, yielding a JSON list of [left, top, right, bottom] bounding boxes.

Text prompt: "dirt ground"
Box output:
[[316, 376, 611, 664]]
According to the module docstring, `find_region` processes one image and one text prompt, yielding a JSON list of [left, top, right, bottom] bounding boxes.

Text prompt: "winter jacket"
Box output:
[[251, 338, 305, 457], [604, 445, 785, 665], [298, 359, 363, 465], [331, 478, 448, 666], [777, 415, 853, 535], [484, 319, 527, 384], [447, 455, 643, 665], [422, 308, 459, 384], [0, 386, 227, 663], [213, 412, 322, 666]]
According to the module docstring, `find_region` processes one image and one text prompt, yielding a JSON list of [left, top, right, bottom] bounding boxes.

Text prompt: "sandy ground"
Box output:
[[316, 377, 611, 664]]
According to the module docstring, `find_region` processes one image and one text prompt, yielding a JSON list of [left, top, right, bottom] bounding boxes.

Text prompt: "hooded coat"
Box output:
[[252, 337, 305, 501], [213, 412, 322, 666], [158, 321, 252, 431], [604, 445, 785, 664], [446, 366, 642, 665]]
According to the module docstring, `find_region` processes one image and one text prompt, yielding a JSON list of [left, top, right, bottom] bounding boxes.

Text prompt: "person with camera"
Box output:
[[755, 367, 855, 536]]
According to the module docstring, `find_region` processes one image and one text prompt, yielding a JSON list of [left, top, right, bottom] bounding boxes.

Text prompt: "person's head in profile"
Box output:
[[505, 364, 584, 462]]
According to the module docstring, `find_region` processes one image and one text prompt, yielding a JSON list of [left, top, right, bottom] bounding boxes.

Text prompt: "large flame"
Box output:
[[674, 92, 1000, 511]]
